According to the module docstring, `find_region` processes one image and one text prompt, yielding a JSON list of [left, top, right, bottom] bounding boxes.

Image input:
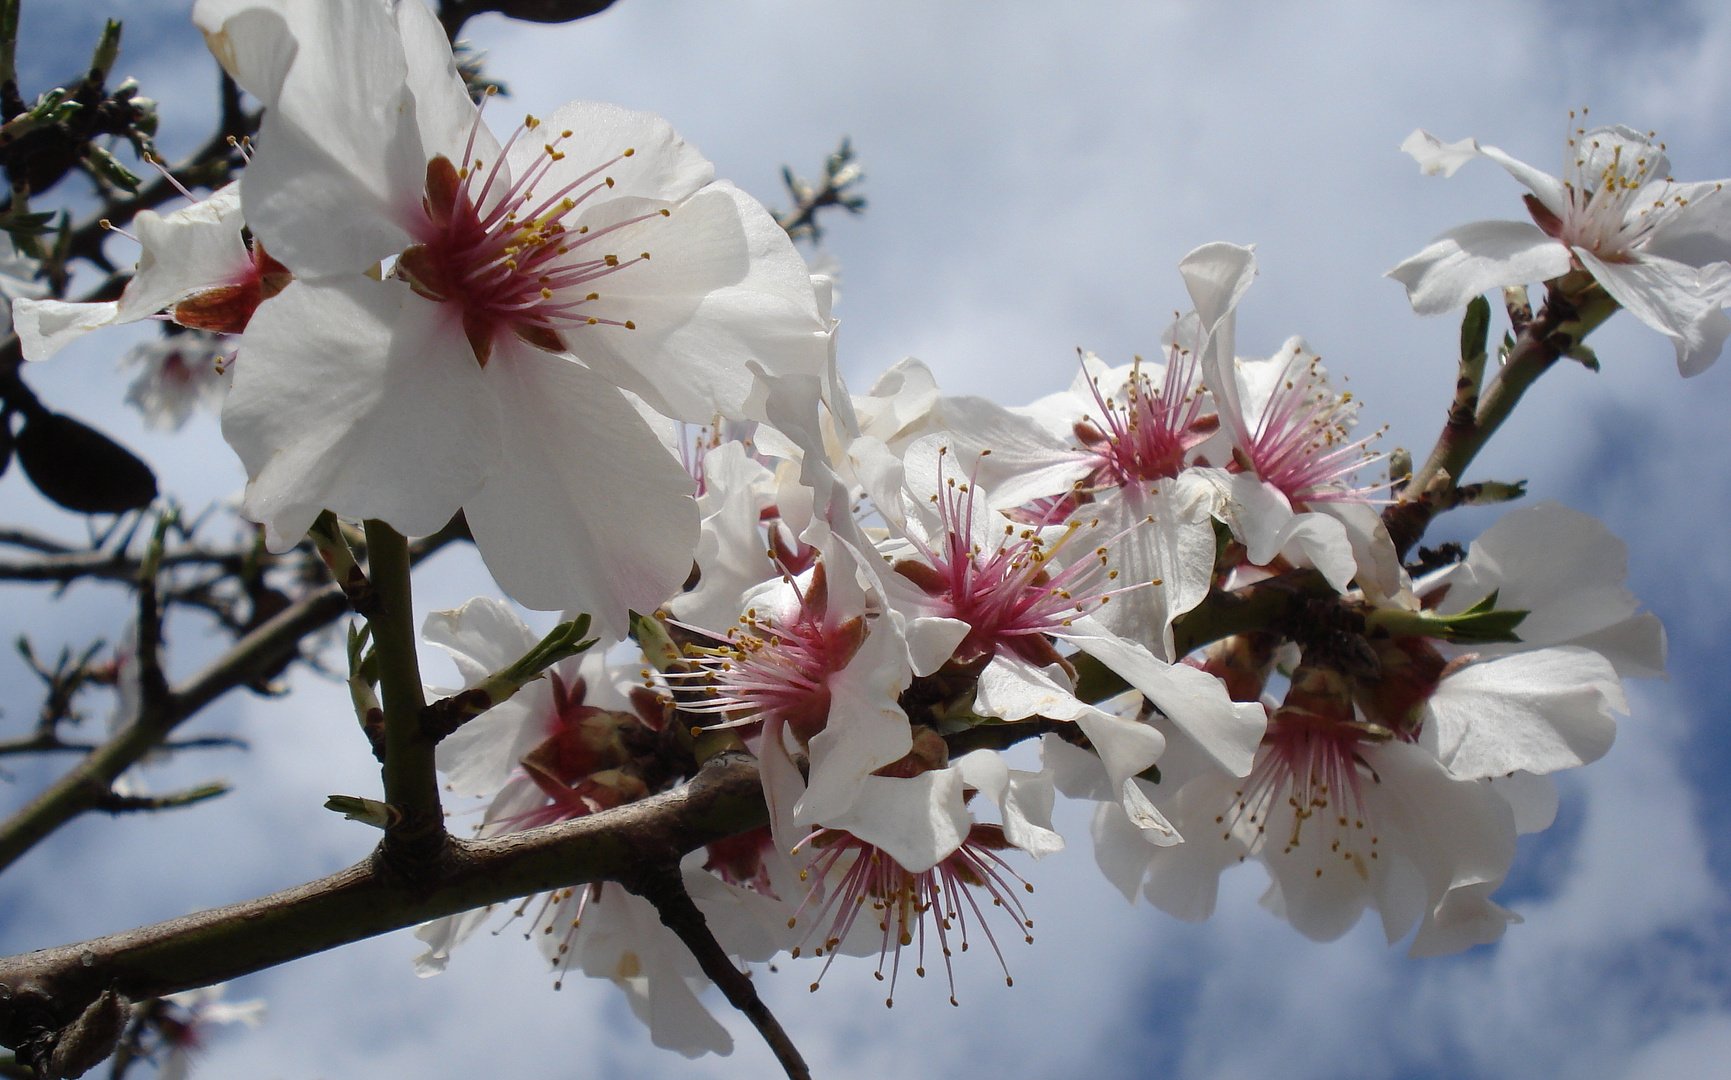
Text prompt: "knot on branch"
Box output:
[[1, 982, 126, 1080]]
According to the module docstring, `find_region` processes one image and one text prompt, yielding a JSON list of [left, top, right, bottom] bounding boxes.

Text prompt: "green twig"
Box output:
[[421, 614, 596, 742], [361, 520, 443, 870]]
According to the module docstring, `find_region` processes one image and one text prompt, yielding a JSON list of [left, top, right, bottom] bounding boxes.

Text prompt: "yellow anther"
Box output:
[[605, 254, 619, 266], [540, 288, 553, 299]]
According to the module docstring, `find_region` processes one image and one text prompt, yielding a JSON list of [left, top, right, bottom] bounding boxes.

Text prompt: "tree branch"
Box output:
[[621, 858, 810, 1080], [0, 522, 468, 873], [361, 520, 443, 872], [0, 754, 767, 1058]]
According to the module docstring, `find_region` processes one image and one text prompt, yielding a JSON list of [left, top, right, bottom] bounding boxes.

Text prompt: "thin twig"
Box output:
[[622, 859, 810, 1080], [361, 520, 443, 872]]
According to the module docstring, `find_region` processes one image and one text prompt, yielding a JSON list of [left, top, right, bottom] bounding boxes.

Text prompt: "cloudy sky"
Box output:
[[5, 1, 1731, 1078]]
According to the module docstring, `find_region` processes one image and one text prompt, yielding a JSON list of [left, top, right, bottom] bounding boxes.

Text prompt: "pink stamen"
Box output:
[[788, 824, 1035, 1007]]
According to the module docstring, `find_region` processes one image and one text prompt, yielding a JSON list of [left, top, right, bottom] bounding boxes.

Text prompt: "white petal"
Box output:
[[1400, 129, 1480, 177], [412, 906, 496, 976], [1577, 248, 1731, 377], [1388, 220, 1572, 316], [570, 183, 828, 423], [1422, 646, 1625, 779], [509, 101, 714, 206], [1178, 241, 1256, 376], [219, 0, 426, 276], [393, 0, 487, 163], [422, 595, 541, 680], [464, 346, 699, 627], [1476, 144, 1568, 217], [973, 655, 1085, 723], [1486, 770, 1559, 834], [223, 279, 497, 550], [819, 769, 971, 875], [1061, 617, 1266, 778], [118, 182, 251, 322], [11, 298, 119, 362], [795, 624, 913, 825]]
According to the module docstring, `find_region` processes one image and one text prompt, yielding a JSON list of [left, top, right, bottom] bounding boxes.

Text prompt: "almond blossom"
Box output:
[[192, 0, 830, 625], [1389, 120, 1731, 375], [13, 180, 286, 361], [120, 328, 233, 431]]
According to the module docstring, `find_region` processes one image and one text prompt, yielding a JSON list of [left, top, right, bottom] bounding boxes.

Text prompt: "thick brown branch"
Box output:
[[0, 755, 767, 1057]]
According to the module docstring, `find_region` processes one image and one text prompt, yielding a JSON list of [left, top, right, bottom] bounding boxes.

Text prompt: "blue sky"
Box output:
[[4, 2, 1731, 1078]]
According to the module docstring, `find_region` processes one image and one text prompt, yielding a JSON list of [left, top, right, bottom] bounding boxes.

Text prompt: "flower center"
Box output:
[[789, 824, 1034, 1008], [1232, 352, 1383, 509], [1075, 349, 1217, 487], [897, 451, 1141, 665], [675, 561, 867, 745], [395, 106, 669, 365]]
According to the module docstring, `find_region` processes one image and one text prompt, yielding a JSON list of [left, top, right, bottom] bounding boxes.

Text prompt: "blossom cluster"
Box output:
[[11, 0, 1717, 1066]]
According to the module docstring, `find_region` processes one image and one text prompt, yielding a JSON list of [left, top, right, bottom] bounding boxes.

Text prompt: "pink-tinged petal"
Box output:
[[1400, 129, 1480, 177], [1421, 646, 1625, 780], [12, 298, 119, 362], [463, 345, 698, 626], [118, 183, 251, 322], [1388, 220, 1572, 315], [223, 278, 497, 549], [1577, 248, 1731, 376], [1475, 144, 1567, 217], [1061, 615, 1267, 778], [563, 187, 748, 421], [818, 770, 971, 875], [506, 101, 715, 206]]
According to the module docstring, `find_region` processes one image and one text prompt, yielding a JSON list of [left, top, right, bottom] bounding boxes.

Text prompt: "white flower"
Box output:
[[121, 329, 233, 432], [157, 983, 266, 1080], [1389, 123, 1731, 376], [192, 0, 830, 627], [13, 182, 281, 362]]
